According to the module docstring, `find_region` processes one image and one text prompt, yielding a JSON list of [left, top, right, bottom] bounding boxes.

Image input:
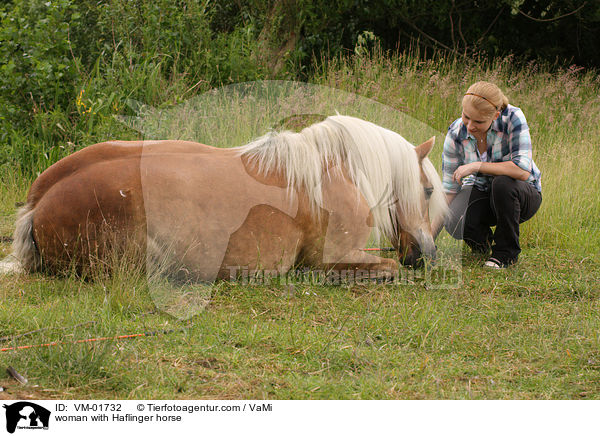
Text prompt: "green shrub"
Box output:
[[0, 0, 274, 175], [0, 0, 81, 120]]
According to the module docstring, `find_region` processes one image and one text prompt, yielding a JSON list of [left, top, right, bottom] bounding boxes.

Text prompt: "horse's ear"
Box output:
[[415, 136, 435, 161]]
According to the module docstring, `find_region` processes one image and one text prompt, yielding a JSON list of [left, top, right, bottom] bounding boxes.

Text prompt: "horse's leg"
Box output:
[[217, 204, 303, 280], [304, 231, 400, 280], [299, 168, 399, 279]]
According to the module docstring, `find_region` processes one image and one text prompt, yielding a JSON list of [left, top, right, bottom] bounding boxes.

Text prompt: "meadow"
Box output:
[[1, 49, 599, 399]]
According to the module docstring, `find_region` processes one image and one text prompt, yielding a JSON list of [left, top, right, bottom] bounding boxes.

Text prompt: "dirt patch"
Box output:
[[0, 380, 59, 400]]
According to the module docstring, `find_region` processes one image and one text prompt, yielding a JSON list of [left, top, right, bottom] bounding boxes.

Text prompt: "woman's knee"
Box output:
[[491, 175, 518, 194], [491, 175, 519, 203]]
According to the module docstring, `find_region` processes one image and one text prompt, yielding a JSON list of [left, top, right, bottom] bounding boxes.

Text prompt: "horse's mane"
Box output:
[[238, 115, 447, 242]]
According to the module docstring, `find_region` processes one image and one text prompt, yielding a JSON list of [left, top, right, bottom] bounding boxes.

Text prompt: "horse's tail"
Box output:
[[0, 204, 41, 274]]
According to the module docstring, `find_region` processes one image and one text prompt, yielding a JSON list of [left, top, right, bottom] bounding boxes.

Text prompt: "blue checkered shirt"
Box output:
[[442, 104, 542, 194]]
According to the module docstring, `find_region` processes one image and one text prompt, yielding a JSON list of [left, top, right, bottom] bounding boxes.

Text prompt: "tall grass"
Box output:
[[313, 47, 600, 256]]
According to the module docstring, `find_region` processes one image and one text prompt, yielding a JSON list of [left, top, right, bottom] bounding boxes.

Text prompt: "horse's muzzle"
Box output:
[[400, 249, 436, 268], [399, 229, 437, 268]]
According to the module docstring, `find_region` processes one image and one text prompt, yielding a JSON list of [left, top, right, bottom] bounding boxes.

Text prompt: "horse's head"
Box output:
[[392, 137, 445, 268]]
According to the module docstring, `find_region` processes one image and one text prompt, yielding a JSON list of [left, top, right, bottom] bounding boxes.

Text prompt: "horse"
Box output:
[[0, 115, 447, 282]]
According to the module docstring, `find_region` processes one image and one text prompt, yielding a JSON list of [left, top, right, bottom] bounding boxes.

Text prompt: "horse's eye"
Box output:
[[424, 187, 433, 199]]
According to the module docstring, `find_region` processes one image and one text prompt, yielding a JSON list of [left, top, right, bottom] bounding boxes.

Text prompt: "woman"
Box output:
[[441, 81, 542, 268]]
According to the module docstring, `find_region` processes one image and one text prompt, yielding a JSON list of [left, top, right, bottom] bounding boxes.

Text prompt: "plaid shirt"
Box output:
[[442, 104, 542, 194]]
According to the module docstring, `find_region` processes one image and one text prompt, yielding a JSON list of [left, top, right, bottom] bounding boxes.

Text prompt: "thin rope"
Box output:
[[0, 310, 158, 343], [0, 328, 187, 353]]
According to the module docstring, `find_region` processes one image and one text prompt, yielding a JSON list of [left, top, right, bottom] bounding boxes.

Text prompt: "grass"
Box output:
[[1, 48, 599, 399], [1, 250, 599, 399]]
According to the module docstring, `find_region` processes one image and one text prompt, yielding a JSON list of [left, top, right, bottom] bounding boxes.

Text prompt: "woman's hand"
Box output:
[[453, 162, 481, 184]]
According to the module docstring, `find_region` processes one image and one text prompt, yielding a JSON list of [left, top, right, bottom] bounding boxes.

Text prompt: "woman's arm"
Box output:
[[479, 161, 530, 180], [452, 160, 530, 183]]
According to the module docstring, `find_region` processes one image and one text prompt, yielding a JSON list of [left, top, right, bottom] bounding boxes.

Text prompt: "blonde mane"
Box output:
[[238, 115, 447, 242]]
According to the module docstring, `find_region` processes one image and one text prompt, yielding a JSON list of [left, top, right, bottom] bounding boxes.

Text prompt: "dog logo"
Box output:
[[3, 402, 51, 433]]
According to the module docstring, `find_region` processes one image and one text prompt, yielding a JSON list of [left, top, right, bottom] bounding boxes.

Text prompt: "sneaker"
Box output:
[[484, 257, 509, 269]]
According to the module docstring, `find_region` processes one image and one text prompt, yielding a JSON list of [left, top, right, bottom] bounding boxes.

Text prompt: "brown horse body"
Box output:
[[4, 116, 447, 281]]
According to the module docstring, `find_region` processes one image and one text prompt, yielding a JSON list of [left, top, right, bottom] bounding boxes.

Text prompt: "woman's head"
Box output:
[[461, 81, 509, 135]]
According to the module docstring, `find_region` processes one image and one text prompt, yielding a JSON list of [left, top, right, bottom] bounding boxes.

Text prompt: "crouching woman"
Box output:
[[441, 81, 542, 268]]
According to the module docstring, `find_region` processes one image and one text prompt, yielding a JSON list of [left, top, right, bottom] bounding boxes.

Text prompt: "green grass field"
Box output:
[[1, 51, 599, 399]]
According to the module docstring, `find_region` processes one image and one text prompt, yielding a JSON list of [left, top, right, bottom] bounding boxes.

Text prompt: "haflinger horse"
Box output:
[[0, 115, 447, 282]]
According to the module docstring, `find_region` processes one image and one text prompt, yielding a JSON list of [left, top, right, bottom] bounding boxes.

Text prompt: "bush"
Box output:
[[0, 0, 274, 175], [0, 0, 81, 120]]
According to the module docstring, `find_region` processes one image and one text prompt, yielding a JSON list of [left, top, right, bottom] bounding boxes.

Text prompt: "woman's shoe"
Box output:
[[483, 257, 509, 268]]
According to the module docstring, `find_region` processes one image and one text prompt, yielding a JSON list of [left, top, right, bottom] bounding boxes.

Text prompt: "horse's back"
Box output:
[[26, 140, 223, 206]]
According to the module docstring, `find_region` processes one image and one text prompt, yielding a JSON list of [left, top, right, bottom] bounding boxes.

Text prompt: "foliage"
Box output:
[[214, 0, 600, 71], [0, 0, 277, 174], [0, 0, 81, 119], [1, 0, 599, 175]]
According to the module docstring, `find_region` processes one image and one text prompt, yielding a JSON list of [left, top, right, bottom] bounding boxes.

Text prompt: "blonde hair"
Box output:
[[462, 81, 509, 117]]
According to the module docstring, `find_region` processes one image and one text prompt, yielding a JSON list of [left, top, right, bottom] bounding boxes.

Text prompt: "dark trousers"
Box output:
[[444, 176, 542, 264]]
